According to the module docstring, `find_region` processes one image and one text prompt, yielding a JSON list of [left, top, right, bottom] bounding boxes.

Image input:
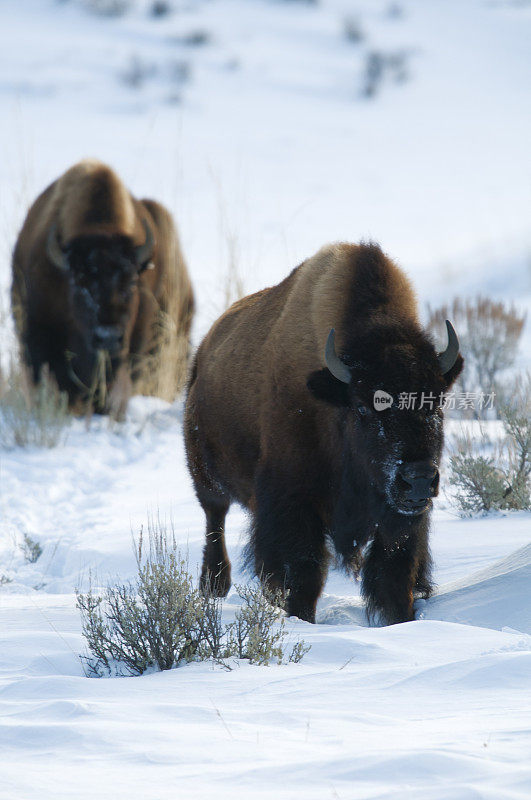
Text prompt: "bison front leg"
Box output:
[[252, 468, 329, 623], [362, 516, 431, 625], [25, 320, 71, 395], [198, 495, 232, 598]]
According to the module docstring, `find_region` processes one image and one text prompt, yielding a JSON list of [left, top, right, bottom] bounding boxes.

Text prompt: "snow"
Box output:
[[0, 0, 530, 797], [1, 0, 531, 344], [1, 403, 530, 799]]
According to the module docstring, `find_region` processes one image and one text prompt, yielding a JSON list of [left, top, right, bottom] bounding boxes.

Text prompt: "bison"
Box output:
[[12, 159, 194, 415], [184, 242, 463, 625]]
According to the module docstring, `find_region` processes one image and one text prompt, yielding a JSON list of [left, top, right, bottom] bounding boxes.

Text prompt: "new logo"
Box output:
[[373, 390, 393, 411]]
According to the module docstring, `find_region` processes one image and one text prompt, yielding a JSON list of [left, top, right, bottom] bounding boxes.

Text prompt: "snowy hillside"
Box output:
[[1, 1, 530, 798], [1, 0, 531, 343]]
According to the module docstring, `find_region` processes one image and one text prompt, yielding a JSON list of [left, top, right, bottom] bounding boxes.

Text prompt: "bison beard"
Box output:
[[184, 242, 464, 625]]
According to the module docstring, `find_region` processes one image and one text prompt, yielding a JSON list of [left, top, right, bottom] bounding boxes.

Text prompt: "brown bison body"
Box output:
[[185, 243, 463, 624], [12, 159, 194, 414]]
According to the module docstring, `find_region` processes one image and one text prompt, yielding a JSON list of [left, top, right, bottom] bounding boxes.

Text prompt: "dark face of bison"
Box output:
[[47, 222, 154, 356], [307, 322, 464, 516]]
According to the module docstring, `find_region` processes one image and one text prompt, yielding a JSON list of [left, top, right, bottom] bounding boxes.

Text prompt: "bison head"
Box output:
[[307, 321, 464, 516], [47, 220, 154, 357]]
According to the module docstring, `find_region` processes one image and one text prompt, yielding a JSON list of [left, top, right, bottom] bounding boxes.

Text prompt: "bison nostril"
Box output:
[[397, 461, 439, 503]]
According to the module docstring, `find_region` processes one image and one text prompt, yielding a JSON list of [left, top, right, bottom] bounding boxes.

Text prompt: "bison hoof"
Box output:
[[200, 565, 232, 598], [286, 599, 317, 624]]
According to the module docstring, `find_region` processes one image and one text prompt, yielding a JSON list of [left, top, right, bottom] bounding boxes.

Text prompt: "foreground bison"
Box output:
[[12, 159, 194, 414], [185, 242, 463, 624]]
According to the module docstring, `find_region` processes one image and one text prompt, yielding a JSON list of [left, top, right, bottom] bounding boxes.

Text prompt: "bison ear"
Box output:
[[443, 354, 464, 389], [307, 369, 350, 407]]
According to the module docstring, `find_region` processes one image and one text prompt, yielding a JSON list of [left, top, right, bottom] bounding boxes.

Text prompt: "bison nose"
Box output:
[[397, 461, 439, 503], [92, 326, 123, 355]]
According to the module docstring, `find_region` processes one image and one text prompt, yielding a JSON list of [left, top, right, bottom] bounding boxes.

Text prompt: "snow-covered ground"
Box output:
[[1, 1, 530, 798], [1, 403, 530, 799]]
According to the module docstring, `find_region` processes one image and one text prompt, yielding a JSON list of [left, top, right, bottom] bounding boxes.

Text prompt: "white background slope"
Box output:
[[1, 0, 531, 344], [0, 1, 530, 798]]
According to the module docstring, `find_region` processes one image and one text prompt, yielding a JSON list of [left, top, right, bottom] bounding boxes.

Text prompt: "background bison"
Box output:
[[11, 159, 194, 415], [185, 242, 463, 624]]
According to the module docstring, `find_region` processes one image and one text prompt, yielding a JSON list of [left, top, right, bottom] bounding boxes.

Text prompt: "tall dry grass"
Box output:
[[133, 307, 192, 403], [133, 217, 194, 401], [221, 230, 245, 311], [0, 359, 71, 448]]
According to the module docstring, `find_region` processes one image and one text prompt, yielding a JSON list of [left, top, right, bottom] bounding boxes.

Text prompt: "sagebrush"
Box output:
[[0, 360, 71, 449], [77, 519, 310, 676], [427, 296, 526, 417], [361, 50, 410, 98], [449, 374, 531, 514], [343, 16, 364, 44], [21, 533, 43, 564], [82, 0, 131, 17]]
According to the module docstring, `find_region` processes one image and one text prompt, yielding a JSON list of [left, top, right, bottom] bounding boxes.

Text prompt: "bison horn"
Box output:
[[135, 218, 155, 266], [437, 320, 460, 375], [325, 329, 351, 384], [46, 224, 66, 270]]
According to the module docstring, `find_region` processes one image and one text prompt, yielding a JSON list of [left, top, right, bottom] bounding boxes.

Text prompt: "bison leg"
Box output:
[[414, 541, 434, 600], [199, 494, 232, 598], [25, 321, 68, 388], [362, 517, 431, 625], [252, 470, 329, 623]]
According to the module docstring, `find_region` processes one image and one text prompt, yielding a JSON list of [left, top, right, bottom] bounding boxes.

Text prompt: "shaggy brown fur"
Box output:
[[185, 242, 463, 624], [12, 160, 194, 414]]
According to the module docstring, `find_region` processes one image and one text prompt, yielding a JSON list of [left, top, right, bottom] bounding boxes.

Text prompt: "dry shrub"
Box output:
[[210, 173, 246, 313], [427, 296, 526, 416], [222, 231, 245, 311], [6, 315, 190, 427], [77, 518, 310, 677], [171, 30, 211, 47], [133, 217, 193, 402], [120, 55, 157, 89], [449, 373, 531, 514], [225, 582, 310, 666], [21, 533, 43, 564], [82, 0, 132, 17], [133, 304, 192, 402], [343, 16, 365, 44], [3, 270, 71, 444], [60, 349, 130, 422], [76, 349, 112, 415], [78, 522, 205, 676], [0, 360, 70, 449], [150, 1, 172, 18], [361, 50, 410, 98], [449, 451, 508, 515]]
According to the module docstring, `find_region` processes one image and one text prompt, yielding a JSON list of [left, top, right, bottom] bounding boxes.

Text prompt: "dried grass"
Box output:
[[133, 306, 191, 402], [222, 231, 245, 311], [0, 359, 71, 449], [427, 296, 526, 416]]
